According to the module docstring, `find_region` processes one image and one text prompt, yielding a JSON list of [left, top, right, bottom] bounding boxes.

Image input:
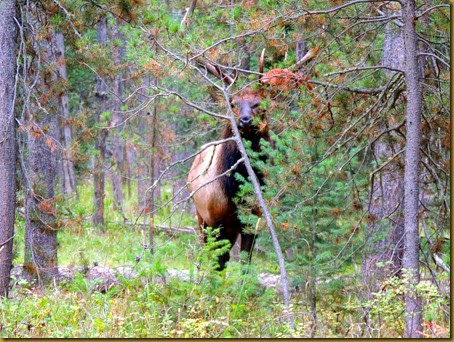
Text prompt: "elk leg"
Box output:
[[216, 231, 238, 271], [240, 233, 256, 264], [196, 210, 207, 243]]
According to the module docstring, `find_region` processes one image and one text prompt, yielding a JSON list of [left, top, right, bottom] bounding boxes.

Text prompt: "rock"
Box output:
[[115, 266, 138, 280], [10, 264, 295, 294], [85, 265, 120, 292], [57, 266, 76, 282], [258, 272, 282, 291], [166, 269, 191, 281]]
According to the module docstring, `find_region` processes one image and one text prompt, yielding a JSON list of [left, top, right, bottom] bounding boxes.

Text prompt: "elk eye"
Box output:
[[251, 103, 260, 109]]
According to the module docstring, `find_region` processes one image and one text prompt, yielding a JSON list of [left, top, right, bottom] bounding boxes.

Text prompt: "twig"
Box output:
[[222, 88, 295, 331]]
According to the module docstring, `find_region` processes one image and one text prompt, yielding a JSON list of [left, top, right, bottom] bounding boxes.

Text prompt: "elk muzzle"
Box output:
[[238, 104, 253, 128]]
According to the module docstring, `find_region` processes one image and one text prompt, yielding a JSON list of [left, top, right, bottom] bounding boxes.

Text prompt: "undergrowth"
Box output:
[[2, 182, 450, 338]]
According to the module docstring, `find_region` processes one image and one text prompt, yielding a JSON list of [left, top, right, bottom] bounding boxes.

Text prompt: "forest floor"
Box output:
[[2, 182, 449, 338], [3, 182, 306, 338]]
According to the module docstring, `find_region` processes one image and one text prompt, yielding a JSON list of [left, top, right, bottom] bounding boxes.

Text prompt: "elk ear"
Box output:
[[259, 48, 265, 75], [207, 86, 223, 103]]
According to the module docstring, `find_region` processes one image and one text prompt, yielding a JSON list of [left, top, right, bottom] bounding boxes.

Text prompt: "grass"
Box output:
[[4, 180, 292, 338], [2, 181, 450, 338]]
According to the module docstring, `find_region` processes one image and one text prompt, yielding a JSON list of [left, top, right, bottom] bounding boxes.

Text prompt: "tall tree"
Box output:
[[0, 0, 17, 297], [54, 31, 77, 197], [402, 0, 423, 337], [109, 19, 126, 219], [93, 17, 108, 230], [23, 3, 60, 285], [362, 16, 405, 297]]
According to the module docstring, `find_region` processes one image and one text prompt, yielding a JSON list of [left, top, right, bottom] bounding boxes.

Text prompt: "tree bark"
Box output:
[[93, 17, 108, 230], [54, 31, 77, 197], [362, 142, 404, 293], [23, 4, 61, 286], [24, 117, 60, 285], [295, 39, 307, 63], [362, 18, 405, 297], [0, 0, 17, 297], [402, 0, 423, 337], [148, 95, 158, 255], [109, 20, 126, 218]]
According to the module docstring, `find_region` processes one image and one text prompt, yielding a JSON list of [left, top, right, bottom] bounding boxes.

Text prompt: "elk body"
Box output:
[[187, 88, 270, 270], [188, 48, 314, 270]]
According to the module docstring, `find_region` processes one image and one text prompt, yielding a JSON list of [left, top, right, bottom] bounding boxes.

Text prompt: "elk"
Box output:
[[187, 49, 315, 270]]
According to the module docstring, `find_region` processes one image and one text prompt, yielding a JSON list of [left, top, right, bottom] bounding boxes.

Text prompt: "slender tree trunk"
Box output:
[[110, 21, 126, 218], [402, 0, 423, 337], [224, 91, 293, 329], [0, 0, 17, 297], [125, 142, 135, 199], [295, 39, 307, 62], [136, 77, 151, 218], [148, 75, 159, 255], [180, 0, 197, 28], [308, 232, 317, 337], [93, 17, 108, 230], [54, 31, 77, 198], [137, 152, 148, 215], [93, 128, 107, 229]]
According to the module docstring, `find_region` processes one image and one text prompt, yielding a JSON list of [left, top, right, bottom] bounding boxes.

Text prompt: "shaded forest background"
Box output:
[[0, 0, 450, 338]]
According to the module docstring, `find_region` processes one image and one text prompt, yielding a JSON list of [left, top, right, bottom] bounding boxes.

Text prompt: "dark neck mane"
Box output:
[[218, 124, 270, 199]]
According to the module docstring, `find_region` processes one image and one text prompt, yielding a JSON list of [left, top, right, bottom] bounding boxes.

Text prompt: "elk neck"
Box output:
[[217, 124, 269, 200]]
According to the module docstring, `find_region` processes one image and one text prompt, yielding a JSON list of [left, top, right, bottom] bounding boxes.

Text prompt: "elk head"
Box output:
[[230, 88, 264, 131], [196, 47, 315, 133], [196, 49, 267, 137]]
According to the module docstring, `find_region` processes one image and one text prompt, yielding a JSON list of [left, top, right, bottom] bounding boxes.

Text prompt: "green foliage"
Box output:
[[8, 0, 450, 338], [361, 269, 449, 338]]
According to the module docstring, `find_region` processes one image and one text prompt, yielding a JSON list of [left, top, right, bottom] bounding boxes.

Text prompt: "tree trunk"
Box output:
[[137, 154, 148, 215], [295, 39, 307, 62], [24, 117, 60, 285], [54, 31, 77, 198], [402, 0, 423, 337], [136, 77, 151, 218], [0, 0, 17, 297], [362, 142, 404, 290], [148, 78, 159, 255], [125, 142, 135, 199], [109, 21, 126, 218], [309, 224, 317, 338], [362, 19, 405, 297], [23, 5, 60, 286], [92, 17, 108, 230]]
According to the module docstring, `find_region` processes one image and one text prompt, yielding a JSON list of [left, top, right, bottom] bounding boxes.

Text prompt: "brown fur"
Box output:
[[187, 89, 269, 270]]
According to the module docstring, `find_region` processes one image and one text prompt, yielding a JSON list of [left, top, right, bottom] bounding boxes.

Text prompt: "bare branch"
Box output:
[[323, 65, 403, 77], [309, 80, 385, 94], [221, 90, 294, 330], [416, 4, 449, 19], [417, 52, 450, 69]]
